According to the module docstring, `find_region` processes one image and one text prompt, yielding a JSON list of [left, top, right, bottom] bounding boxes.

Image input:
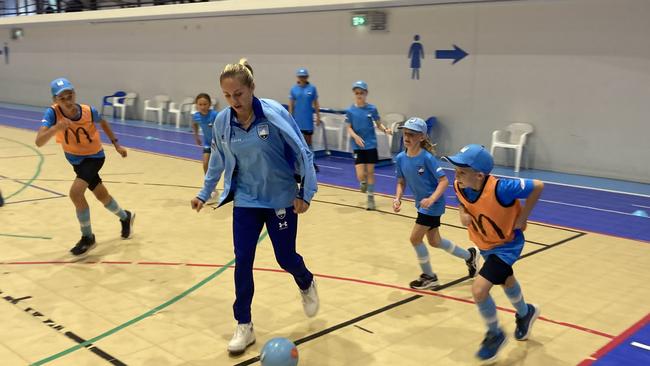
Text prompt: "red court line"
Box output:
[[578, 312, 650, 365], [0, 259, 616, 339]]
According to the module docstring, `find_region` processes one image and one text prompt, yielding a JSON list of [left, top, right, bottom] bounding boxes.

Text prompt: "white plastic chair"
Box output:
[[320, 114, 348, 152], [490, 122, 534, 172], [168, 97, 195, 128], [384, 112, 406, 127], [112, 92, 137, 121], [143, 95, 171, 124]]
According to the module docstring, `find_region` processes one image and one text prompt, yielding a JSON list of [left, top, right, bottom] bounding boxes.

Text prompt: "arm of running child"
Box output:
[[394, 177, 405, 212], [313, 96, 321, 126], [98, 118, 127, 157], [36, 108, 71, 147], [421, 175, 448, 209], [458, 203, 472, 227], [421, 158, 447, 208], [191, 120, 201, 145], [514, 179, 544, 229], [346, 123, 365, 148]]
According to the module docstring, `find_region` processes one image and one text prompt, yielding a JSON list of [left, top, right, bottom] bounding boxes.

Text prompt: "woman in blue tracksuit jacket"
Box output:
[[191, 59, 319, 355]]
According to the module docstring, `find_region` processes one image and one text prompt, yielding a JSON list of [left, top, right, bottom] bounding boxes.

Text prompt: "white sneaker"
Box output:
[[227, 322, 255, 354], [300, 280, 319, 317]]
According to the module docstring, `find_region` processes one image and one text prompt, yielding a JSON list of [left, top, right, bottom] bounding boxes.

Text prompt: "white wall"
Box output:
[[1, 0, 649, 182]]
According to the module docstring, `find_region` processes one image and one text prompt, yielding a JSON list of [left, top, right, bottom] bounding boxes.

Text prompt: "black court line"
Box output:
[[9, 178, 203, 190], [5, 196, 67, 205], [0, 290, 126, 366], [520, 232, 587, 259], [0, 174, 67, 197], [233, 295, 423, 366], [65, 332, 127, 366], [313, 199, 554, 247], [234, 206, 588, 365], [317, 183, 587, 236]]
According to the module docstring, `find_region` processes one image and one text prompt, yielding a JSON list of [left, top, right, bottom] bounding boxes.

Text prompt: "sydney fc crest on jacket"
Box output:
[[257, 123, 270, 140]]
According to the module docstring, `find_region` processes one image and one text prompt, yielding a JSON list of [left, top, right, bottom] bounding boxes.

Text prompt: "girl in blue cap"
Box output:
[[191, 59, 319, 355], [346, 80, 391, 210], [289, 68, 321, 172], [35, 78, 135, 256], [393, 118, 478, 290]]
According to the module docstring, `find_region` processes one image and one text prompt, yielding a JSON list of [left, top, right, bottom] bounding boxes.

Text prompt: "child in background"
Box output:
[[192, 93, 219, 201], [393, 118, 478, 290], [192, 93, 218, 174], [345, 80, 391, 210]]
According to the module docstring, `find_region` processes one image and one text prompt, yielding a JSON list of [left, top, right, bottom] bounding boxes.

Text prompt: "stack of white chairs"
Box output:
[[113, 92, 138, 121]]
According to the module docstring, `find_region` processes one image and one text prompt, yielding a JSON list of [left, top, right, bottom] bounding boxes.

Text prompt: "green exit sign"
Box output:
[[351, 14, 367, 27]]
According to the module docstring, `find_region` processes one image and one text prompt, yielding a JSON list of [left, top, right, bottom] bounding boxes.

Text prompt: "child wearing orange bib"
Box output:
[[445, 144, 544, 362], [35, 78, 135, 256]]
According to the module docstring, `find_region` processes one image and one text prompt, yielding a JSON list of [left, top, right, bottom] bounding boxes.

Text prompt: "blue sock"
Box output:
[[76, 208, 92, 237], [104, 198, 127, 220], [477, 295, 500, 333], [438, 238, 470, 260], [413, 242, 434, 277], [367, 183, 375, 196], [504, 281, 528, 317]]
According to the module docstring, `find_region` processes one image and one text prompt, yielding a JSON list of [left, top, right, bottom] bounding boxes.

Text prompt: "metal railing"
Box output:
[[1, 0, 210, 17]]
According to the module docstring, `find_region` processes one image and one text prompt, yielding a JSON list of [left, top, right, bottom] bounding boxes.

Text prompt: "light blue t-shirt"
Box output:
[[395, 149, 447, 216], [41, 105, 104, 165], [461, 177, 535, 265], [345, 103, 380, 151], [289, 83, 318, 132], [192, 110, 218, 149], [228, 104, 299, 208]]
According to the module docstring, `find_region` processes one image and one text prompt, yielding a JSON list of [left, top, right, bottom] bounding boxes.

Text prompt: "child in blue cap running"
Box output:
[[345, 80, 391, 210], [446, 144, 543, 362], [393, 118, 479, 290]]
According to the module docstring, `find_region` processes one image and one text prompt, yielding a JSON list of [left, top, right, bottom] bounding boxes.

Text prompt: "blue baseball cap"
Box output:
[[445, 144, 494, 174], [398, 117, 427, 133], [352, 80, 368, 91], [50, 78, 74, 96], [296, 68, 309, 77]]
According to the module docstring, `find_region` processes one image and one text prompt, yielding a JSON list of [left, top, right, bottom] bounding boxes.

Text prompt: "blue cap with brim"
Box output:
[[398, 117, 427, 134], [296, 68, 309, 77], [352, 80, 368, 91], [445, 144, 494, 174], [50, 78, 74, 96]]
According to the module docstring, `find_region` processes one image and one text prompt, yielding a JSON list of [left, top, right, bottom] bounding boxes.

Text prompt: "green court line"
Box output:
[[0, 233, 52, 240], [0, 137, 45, 200], [32, 230, 268, 365]]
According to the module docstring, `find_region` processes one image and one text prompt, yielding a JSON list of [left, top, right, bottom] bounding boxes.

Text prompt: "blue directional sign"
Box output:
[[435, 44, 468, 65]]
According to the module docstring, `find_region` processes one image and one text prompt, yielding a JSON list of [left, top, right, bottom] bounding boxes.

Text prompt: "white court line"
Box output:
[[631, 342, 650, 351], [114, 131, 196, 147], [0, 112, 196, 135], [317, 165, 343, 170], [375, 173, 395, 178], [632, 204, 650, 209], [3, 114, 648, 199], [440, 167, 650, 198], [540, 199, 649, 218]]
